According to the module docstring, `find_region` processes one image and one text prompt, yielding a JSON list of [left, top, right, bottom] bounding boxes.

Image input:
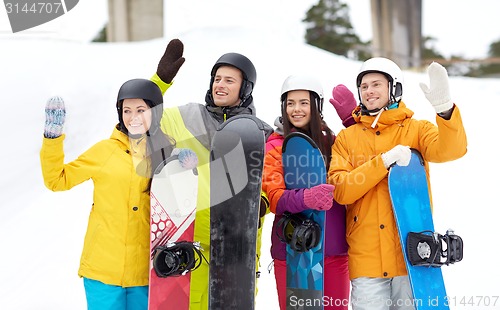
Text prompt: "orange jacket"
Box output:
[[328, 102, 467, 279]]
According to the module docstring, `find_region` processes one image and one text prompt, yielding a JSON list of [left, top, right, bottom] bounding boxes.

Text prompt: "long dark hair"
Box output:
[[144, 124, 175, 193], [282, 92, 334, 168]]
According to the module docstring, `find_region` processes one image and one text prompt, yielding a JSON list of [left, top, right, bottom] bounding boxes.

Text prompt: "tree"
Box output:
[[92, 25, 108, 43], [474, 39, 500, 77], [421, 36, 445, 60], [303, 0, 369, 60]]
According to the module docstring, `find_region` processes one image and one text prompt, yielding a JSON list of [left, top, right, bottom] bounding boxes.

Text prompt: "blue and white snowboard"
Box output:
[[388, 149, 449, 310], [209, 115, 266, 309], [282, 132, 326, 310]]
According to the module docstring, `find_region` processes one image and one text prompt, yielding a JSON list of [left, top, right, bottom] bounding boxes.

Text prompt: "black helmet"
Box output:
[[116, 79, 163, 135], [205, 53, 256, 106]]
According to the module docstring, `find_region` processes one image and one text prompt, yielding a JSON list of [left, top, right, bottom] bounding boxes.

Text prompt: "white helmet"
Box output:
[[280, 75, 324, 114], [356, 57, 403, 103]]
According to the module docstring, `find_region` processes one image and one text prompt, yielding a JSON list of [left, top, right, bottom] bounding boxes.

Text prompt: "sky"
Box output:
[[1, 0, 499, 59], [1, 1, 500, 309]]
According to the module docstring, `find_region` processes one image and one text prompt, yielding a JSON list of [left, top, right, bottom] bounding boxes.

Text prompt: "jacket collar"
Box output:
[[353, 101, 414, 131], [205, 100, 255, 123], [111, 125, 147, 154]]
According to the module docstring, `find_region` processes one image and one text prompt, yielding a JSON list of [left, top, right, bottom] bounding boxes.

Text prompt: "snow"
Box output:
[[1, 2, 500, 310]]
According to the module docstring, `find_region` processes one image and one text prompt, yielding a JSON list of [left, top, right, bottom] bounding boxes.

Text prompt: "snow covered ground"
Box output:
[[1, 1, 500, 310]]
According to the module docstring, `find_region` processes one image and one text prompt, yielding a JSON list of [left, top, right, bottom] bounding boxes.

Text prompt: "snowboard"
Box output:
[[388, 149, 449, 310], [282, 132, 326, 310], [208, 114, 267, 309], [148, 155, 199, 310]]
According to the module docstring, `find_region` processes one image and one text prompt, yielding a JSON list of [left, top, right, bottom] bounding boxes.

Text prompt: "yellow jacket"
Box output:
[[328, 102, 467, 280], [40, 127, 151, 287]]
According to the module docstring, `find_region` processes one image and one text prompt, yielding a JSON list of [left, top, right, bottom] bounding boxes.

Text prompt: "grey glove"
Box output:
[[44, 96, 66, 138], [172, 148, 198, 169]]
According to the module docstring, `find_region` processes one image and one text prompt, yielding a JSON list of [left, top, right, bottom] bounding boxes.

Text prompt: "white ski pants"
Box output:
[[351, 276, 415, 310]]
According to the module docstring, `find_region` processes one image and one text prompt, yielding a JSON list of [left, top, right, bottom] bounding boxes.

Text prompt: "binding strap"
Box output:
[[276, 212, 321, 252]]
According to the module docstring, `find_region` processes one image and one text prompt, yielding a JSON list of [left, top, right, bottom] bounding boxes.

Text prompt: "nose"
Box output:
[[215, 79, 228, 89]]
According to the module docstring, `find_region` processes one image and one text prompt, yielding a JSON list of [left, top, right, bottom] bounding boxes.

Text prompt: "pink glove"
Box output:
[[303, 184, 334, 211], [329, 84, 357, 128]]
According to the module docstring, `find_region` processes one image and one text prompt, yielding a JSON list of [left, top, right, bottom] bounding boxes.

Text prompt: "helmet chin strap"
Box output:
[[370, 108, 384, 128], [362, 100, 399, 128]]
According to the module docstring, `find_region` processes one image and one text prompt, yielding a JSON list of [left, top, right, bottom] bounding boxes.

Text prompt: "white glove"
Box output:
[[419, 62, 454, 114], [381, 145, 411, 169]]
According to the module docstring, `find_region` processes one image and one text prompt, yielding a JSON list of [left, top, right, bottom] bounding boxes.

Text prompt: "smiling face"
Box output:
[[122, 98, 151, 136], [358, 72, 390, 111], [285, 90, 311, 130], [211, 66, 243, 107]]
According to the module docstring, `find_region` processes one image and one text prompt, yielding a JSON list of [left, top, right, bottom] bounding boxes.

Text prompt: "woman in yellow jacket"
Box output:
[[328, 58, 467, 310], [40, 79, 194, 310]]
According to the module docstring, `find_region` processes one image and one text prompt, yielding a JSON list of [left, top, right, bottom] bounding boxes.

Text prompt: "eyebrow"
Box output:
[[123, 105, 148, 109], [361, 79, 385, 85], [216, 75, 237, 80], [287, 98, 310, 102]]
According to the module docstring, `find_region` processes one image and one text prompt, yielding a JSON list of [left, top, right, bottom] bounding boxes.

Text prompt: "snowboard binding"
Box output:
[[406, 229, 463, 267], [153, 241, 207, 277], [276, 211, 321, 252]]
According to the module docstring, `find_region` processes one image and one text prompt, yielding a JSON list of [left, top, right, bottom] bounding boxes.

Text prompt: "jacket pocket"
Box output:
[[82, 222, 101, 263], [346, 204, 360, 237]]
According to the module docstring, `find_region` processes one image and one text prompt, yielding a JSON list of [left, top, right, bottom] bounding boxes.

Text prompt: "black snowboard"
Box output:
[[208, 115, 267, 310]]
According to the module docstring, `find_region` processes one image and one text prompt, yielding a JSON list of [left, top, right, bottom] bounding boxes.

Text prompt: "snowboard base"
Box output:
[[209, 115, 266, 309], [282, 132, 326, 310], [389, 149, 449, 310], [149, 155, 198, 310]]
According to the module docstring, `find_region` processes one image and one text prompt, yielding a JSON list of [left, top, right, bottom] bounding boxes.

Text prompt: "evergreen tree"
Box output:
[[303, 0, 368, 60], [92, 25, 108, 43], [421, 36, 445, 60], [477, 39, 500, 77]]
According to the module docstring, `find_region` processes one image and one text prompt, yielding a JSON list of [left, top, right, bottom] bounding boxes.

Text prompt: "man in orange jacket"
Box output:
[[328, 58, 467, 310]]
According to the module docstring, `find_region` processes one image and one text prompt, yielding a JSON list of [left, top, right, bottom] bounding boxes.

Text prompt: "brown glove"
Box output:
[[156, 39, 186, 84], [258, 196, 269, 228]]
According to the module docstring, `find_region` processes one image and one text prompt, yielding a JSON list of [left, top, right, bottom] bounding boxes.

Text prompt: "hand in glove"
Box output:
[[381, 145, 411, 169], [303, 184, 335, 211], [419, 62, 454, 114], [44, 96, 66, 138], [329, 84, 357, 128], [172, 148, 198, 169], [156, 39, 186, 84]]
